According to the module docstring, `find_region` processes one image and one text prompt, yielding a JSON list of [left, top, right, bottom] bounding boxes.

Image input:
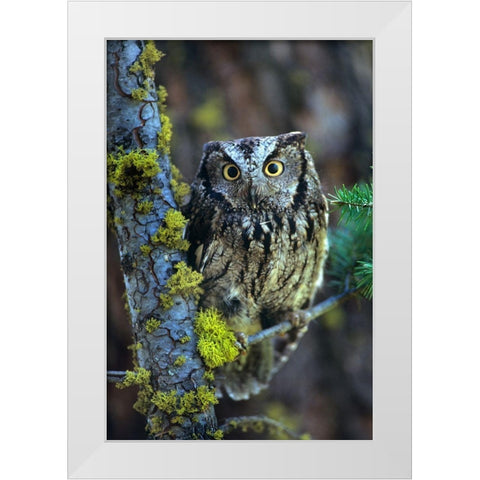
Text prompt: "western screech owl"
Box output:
[[184, 132, 328, 400]]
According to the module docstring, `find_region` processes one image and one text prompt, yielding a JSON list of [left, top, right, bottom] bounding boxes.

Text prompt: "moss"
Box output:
[[151, 208, 190, 251], [157, 113, 173, 156], [136, 200, 153, 215], [166, 261, 203, 300], [194, 307, 239, 369], [131, 87, 148, 101], [179, 335, 191, 344], [159, 292, 174, 310], [173, 355, 186, 367], [140, 244, 152, 257], [145, 317, 161, 333], [170, 164, 191, 206], [151, 389, 178, 415], [107, 148, 160, 193], [129, 40, 164, 79]]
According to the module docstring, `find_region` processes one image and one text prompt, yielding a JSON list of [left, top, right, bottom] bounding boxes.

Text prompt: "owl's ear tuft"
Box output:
[[280, 131, 306, 149], [202, 141, 222, 157]]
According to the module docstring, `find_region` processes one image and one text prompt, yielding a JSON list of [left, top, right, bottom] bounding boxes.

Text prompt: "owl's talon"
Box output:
[[234, 332, 249, 356], [288, 311, 309, 330]]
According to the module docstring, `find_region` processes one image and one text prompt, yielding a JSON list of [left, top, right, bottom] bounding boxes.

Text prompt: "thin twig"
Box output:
[[107, 370, 127, 383], [247, 288, 356, 347]]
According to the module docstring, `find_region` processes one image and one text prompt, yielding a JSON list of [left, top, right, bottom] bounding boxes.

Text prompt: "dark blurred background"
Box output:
[[107, 40, 372, 440]]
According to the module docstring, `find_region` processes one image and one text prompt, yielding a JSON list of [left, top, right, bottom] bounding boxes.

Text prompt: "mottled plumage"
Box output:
[[184, 132, 328, 400]]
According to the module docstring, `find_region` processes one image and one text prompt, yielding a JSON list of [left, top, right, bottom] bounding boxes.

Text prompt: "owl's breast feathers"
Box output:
[[184, 188, 328, 333]]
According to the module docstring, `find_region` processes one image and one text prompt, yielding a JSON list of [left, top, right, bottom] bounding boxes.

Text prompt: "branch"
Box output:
[[107, 40, 217, 439], [247, 288, 356, 347], [219, 416, 308, 440]]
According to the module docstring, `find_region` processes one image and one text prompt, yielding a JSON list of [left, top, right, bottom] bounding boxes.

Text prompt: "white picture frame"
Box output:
[[68, 1, 411, 478]]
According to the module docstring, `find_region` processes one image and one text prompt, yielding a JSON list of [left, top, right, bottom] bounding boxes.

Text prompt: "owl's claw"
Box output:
[[287, 311, 309, 331], [234, 332, 249, 356]]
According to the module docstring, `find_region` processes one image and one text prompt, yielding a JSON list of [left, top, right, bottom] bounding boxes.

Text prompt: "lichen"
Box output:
[[159, 292, 174, 310], [131, 87, 148, 101], [173, 355, 186, 367], [166, 261, 203, 300], [150, 208, 190, 251], [207, 429, 224, 440], [157, 113, 173, 156], [194, 307, 239, 369], [140, 244, 152, 257], [179, 335, 191, 344], [151, 385, 218, 417], [129, 40, 164, 79], [136, 199, 153, 215], [145, 317, 161, 333], [107, 147, 160, 193], [115, 367, 154, 416], [203, 370, 215, 382], [170, 164, 191, 206]]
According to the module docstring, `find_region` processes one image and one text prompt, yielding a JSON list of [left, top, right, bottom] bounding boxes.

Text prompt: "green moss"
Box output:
[[136, 200, 153, 215], [151, 389, 178, 415], [145, 317, 161, 333], [166, 261, 203, 300], [115, 367, 154, 416], [173, 355, 186, 367], [140, 244, 152, 257], [157, 112, 173, 156], [159, 292, 174, 310], [129, 40, 164, 79], [131, 87, 148, 101], [151, 208, 190, 251], [170, 164, 191, 206], [194, 307, 239, 369], [179, 335, 191, 344], [107, 148, 160, 193]]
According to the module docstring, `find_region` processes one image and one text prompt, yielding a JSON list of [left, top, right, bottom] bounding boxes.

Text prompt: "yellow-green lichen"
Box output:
[[173, 355, 186, 367], [179, 335, 191, 344], [194, 307, 239, 369], [136, 200, 154, 215], [203, 369, 215, 382], [131, 87, 148, 101], [207, 429, 224, 440], [151, 208, 190, 251], [155, 84, 173, 156], [140, 244, 152, 257], [115, 367, 154, 416], [151, 385, 218, 417], [129, 40, 164, 79], [159, 292, 174, 310], [145, 317, 161, 333], [170, 164, 191, 206], [107, 148, 160, 193], [157, 113, 173, 156], [166, 261, 203, 300], [113, 216, 124, 226]]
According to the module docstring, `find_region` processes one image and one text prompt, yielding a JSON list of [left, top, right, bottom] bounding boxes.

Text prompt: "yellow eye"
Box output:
[[264, 160, 284, 177], [223, 163, 241, 181]]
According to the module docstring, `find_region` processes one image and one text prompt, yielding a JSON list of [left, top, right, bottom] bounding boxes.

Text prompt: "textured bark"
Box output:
[[106, 40, 217, 439]]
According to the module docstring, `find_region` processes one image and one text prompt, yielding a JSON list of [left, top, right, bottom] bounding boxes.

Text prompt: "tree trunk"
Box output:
[[106, 40, 218, 440]]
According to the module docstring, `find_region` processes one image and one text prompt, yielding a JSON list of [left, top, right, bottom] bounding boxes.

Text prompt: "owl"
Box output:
[[183, 132, 328, 400]]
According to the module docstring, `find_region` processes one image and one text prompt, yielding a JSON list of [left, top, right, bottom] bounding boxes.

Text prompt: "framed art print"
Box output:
[[68, 1, 411, 478]]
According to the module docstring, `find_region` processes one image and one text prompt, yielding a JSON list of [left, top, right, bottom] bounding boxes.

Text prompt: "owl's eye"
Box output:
[[223, 163, 241, 181], [264, 160, 284, 177]]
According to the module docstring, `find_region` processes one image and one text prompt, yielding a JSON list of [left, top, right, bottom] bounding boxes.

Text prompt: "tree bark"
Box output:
[[106, 40, 217, 439]]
